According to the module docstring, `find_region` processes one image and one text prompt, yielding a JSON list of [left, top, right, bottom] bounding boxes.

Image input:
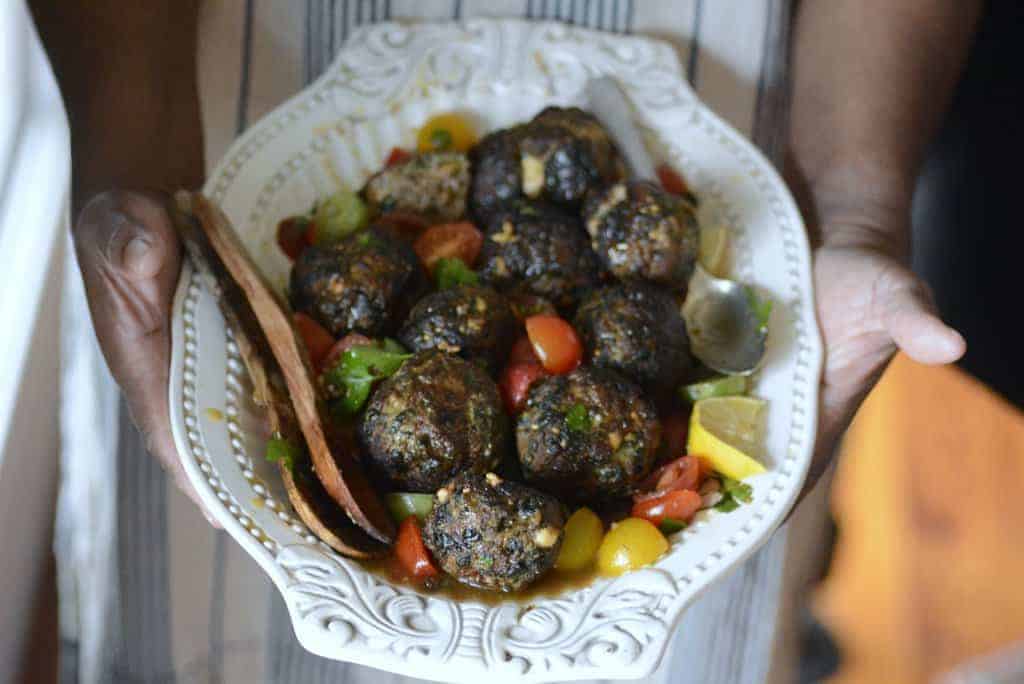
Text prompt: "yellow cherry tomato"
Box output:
[[555, 508, 604, 571], [417, 113, 477, 153], [595, 517, 669, 577]]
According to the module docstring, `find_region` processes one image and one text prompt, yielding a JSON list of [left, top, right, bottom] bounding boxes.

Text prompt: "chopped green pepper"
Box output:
[[313, 190, 369, 244], [682, 374, 749, 403], [321, 341, 411, 416], [266, 435, 301, 472], [385, 492, 435, 523], [434, 257, 479, 289]]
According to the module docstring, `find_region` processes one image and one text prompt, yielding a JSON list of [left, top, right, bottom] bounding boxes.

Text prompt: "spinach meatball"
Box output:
[[358, 351, 508, 492], [478, 201, 605, 309], [289, 227, 424, 337], [398, 285, 516, 371], [468, 107, 623, 218], [516, 367, 661, 502], [423, 471, 565, 592], [574, 283, 694, 392], [363, 151, 470, 222], [582, 180, 700, 290]]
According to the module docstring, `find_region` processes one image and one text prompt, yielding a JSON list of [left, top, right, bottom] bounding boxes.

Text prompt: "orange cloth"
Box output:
[[816, 353, 1024, 683]]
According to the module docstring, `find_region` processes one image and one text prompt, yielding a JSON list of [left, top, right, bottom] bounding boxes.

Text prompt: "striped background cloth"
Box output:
[[57, 1, 829, 682]]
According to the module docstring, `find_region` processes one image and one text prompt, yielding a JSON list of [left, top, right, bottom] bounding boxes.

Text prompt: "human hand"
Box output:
[[803, 214, 966, 495], [73, 189, 220, 526]]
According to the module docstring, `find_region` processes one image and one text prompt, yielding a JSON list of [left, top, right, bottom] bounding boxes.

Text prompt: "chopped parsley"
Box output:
[[714, 476, 754, 513], [434, 257, 479, 290], [565, 403, 592, 432], [322, 341, 411, 417]]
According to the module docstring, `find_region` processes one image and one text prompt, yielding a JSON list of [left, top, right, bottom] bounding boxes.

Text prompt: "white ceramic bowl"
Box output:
[[169, 19, 822, 683]]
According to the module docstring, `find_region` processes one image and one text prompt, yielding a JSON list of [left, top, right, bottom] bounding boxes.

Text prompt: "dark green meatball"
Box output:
[[363, 151, 469, 222], [358, 351, 508, 492], [289, 226, 425, 337], [583, 180, 700, 290], [516, 367, 661, 502], [468, 107, 624, 219], [478, 201, 605, 309], [397, 285, 516, 371], [423, 471, 565, 592], [574, 283, 694, 393]]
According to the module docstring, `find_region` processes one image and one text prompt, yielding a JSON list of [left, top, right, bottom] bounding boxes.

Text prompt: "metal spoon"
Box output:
[[585, 76, 768, 375]]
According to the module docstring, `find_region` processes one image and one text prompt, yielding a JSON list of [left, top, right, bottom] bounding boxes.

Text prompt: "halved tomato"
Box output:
[[395, 517, 439, 580], [385, 147, 412, 167], [500, 361, 548, 414], [413, 221, 483, 273], [637, 455, 704, 499], [508, 335, 541, 365], [631, 489, 703, 526], [292, 313, 336, 370], [656, 164, 690, 196], [524, 315, 583, 375]]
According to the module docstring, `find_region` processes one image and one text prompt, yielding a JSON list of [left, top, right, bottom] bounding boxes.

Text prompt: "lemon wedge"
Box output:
[[687, 397, 768, 480], [699, 222, 729, 276]]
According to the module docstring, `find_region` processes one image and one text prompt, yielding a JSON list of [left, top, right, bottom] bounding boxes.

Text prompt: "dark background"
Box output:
[[913, 0, 1024, 408]]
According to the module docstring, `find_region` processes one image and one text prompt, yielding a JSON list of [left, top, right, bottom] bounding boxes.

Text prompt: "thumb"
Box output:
[[73, 190, 218, 524], [882, 279, 966, 364]]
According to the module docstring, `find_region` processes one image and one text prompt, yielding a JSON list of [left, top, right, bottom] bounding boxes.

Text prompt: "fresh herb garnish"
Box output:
[[713, 476, 754, 513], [565, 403, 592, 432], [266, 435, 301, 472], [659, 518, 688, 534], [321, 341, 411, 416], [743, 286, 773, 330], [429, 128, 453, 151], [434, 257, 479, 289]]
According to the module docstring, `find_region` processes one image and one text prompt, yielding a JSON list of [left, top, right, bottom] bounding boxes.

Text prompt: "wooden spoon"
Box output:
[[173, 191, 395, 545]]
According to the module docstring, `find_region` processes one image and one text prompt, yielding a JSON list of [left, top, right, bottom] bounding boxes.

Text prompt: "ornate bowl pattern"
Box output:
[[169, 19, 822, 683]]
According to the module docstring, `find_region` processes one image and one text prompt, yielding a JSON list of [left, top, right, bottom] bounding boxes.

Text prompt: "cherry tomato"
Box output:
[[631, 489, 703, 526], [416, 113, 477, 153], [500, 361, 548, 414], [524, 315, 583, 374], [413, 221, 483, 273], [292, 313, 336, 370], [656, 164, 690, 196], [385, 147, 412, 167], [638, 455, 704, 499], [508, 335, 541, 365], [319, 333, 372, 374], [395, 517, 439, 580], [277, 216, 313, 260]]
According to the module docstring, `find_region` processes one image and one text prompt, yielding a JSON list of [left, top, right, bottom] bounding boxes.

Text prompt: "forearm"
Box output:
[[789, 0, 982, 251], [30, 0, 204, 211]]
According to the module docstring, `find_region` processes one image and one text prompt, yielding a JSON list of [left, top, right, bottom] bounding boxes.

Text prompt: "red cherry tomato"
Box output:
[[524, 315, 583, 375], [385, 147, 412, 167], [500, 361, 548, 414], [277, 216, 313, 261], [413, 221, 483, 273], [395, 517, 439, 580], [508, 335, 541, 365], [637, 455, 704, 499], [292, 313, 336, 370], [631, 489, 703, 526], [318, 333, 372, 374], [656, 164, 690, 196]]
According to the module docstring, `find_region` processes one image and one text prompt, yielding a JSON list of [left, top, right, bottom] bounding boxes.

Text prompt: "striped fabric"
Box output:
[[56, 1, 831, 682]]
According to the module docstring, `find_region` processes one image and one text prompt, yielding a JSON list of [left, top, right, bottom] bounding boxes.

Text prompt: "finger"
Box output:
[[73, 190, 219, 525], [884, 285, 966, 364]]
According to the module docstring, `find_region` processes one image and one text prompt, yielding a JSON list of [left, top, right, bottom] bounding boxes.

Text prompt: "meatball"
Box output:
[[478, 201, 605, 309], [363, 151, 469, 222], [423, 471, 565, 592], [582, 180, 700, 289], [398, 285, 516, 371], [469, 128, 522, 220], [289, 226, 425, 337], [468, 107, 624, 218], [574, 283, 694, 392], [358, 351, 508, 492], [517, 367, 661, 502]]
